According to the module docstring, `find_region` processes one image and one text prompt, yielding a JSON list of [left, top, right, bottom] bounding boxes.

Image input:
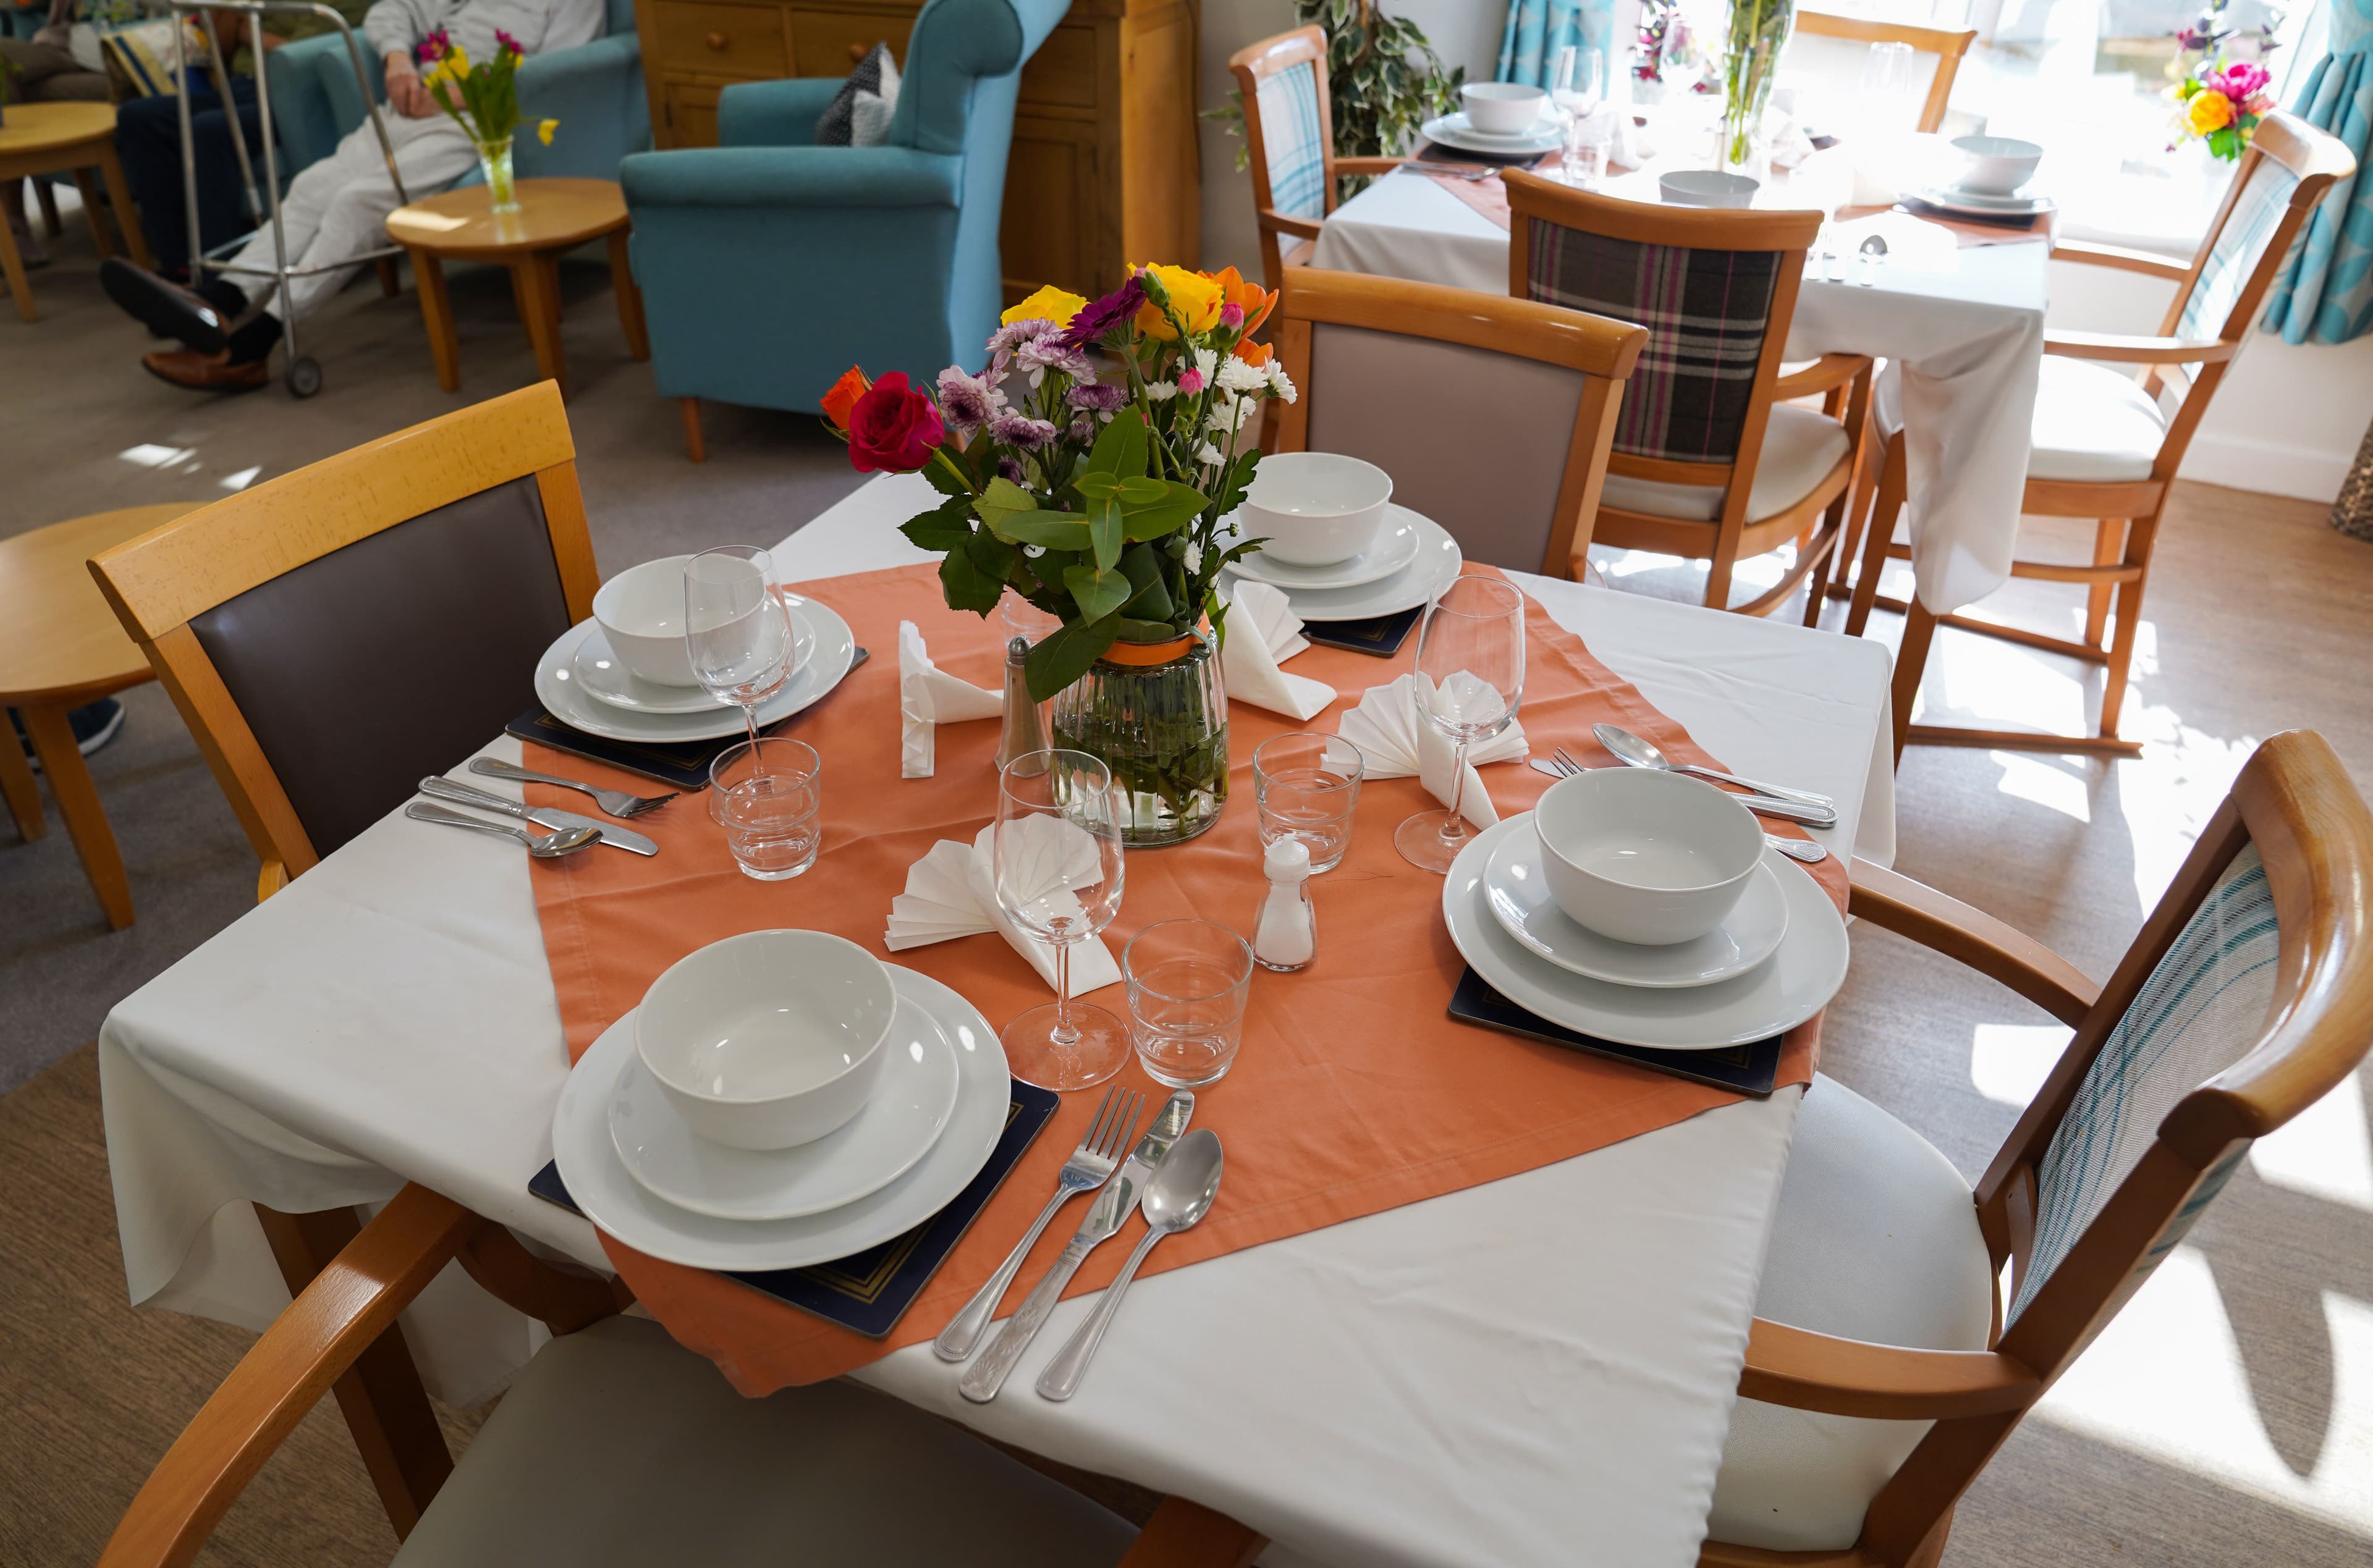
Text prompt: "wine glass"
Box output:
[[683, 546, 795, 756], [1394, 575, 1526, 874], [1552, 43, 1605, 122], [995, 749, 1130, 1090]]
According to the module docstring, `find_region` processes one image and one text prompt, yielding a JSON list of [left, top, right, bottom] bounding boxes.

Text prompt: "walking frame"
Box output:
[[166, 0, 410, 397]]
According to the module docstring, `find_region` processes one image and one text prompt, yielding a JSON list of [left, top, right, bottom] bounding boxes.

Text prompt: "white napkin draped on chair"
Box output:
[[1220, 581, 1337, 722], [884, 822, 1122, 997], [1336, 672, 1527, 829], [898, 622, 1002, 778]]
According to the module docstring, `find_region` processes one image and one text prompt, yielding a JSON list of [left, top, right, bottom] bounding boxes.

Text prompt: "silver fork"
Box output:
[[469, 757, 678, 819], [1543, 748, 1839, 833], [934, 1084, 1142, 1362]]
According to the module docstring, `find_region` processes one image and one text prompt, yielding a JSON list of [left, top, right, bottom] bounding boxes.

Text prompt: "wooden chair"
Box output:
[[1845, 111, 2355, 760], [1785, 11, 1978, 134], [1269, 264, 1648, 578], [1504, 168, 1875, 617], [1698, 727, 2373, 1566], [1229, 25, 1411, 294], [88, 382, 600, 901], [97, 1181, 1268, 1567]]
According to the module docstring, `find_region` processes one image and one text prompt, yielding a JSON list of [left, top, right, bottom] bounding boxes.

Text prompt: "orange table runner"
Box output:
[[522, 562, 1841, 1395]]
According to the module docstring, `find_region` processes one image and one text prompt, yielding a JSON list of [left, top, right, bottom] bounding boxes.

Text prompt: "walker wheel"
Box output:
[[286, 355, 323, 399]]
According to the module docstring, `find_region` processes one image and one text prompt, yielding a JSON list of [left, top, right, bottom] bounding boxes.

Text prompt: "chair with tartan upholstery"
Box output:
[[1228, 25, 1413, 294], [1698, 725, 2373, 1567], [1504, 167, 1876, 620], [1843, 109, 2354, 761]]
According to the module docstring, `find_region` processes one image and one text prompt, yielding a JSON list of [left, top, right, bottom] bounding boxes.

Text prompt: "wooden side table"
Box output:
[[0, 101, 152, 323], [1, 503, 198, 929], [384, 177, 648, 397]]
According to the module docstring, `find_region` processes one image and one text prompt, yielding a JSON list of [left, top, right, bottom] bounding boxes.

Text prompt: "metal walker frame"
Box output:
[[167, 0, 410, 397]]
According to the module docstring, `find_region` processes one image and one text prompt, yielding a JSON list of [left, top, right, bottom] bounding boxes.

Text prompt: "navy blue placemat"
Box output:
[[530, 1076, 1059, 1338], [1301, 604, 1422, 657], [1449, 967, 1782, 1097], [505, 647, 871, 789]]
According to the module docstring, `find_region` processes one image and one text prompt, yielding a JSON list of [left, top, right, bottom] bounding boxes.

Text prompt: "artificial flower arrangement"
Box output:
[[415, 28, 557, 209], [2173, 57, 2274, 162]]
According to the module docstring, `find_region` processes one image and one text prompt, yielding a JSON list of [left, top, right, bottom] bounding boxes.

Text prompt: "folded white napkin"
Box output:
[[899, 621, 1002, 778], [1219, 580, 1335, 721], [884, 823, 1121, 997], [1335, 672, 1527, 830]]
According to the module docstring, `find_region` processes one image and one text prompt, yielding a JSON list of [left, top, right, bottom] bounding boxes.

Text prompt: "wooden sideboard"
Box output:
[[632, 0, 1199, 301]]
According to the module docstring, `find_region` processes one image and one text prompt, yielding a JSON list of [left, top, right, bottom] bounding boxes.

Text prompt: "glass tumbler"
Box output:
[[1124, 919, 1254, 1088], [709, 736, 823, 880], [1252, 731, 1364, 872]]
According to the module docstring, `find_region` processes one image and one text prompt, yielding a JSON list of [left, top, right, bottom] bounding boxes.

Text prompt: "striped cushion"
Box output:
[[1256, 60, 1328, 221], [2010, 843, 2278, 1322], [1524, 223, 1782, 463], [2177, 159, 2301, 344]]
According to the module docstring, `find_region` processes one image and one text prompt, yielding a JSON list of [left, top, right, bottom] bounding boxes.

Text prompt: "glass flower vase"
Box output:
[[1049, 631, 1228, 847], [1718, 0, 1792, 175], [476, 134, 520, 214]]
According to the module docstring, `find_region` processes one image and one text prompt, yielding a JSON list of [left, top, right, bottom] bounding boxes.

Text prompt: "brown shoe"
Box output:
[[142, 348, 270, 393]]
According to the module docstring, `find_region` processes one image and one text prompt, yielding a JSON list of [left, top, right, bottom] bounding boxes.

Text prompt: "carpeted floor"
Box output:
[[5, 189, 2371, 1564]]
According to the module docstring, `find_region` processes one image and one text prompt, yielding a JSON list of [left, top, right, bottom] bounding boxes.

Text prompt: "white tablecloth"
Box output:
[[1308, 165, 2049, 616], [100, 474, 1895, 1568]]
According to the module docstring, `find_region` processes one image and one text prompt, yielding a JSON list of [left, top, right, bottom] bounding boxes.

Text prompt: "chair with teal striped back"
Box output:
[[1228, 25, 1415, 293]]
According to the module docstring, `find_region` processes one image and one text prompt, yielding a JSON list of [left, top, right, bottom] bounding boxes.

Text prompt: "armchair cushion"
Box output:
[[1707, 1074, 1994, 1553], [1599, 404, 1851, 523], [619, 145, 961, 209], [717, 76, 845, 146], [2027, 355, 2168, 484]]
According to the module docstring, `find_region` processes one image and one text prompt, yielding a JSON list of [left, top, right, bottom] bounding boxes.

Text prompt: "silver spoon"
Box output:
[[1591, 724, 1837, 811], [1764, 835, 1827, 864], [405, 802, 602, 858], [1858, 232, 1888, 285], [1035, 1129, 1224, 1401]]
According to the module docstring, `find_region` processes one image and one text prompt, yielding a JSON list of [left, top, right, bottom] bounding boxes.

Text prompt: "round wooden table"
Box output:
[[0, 101, 152, 324], [384, 176, 648, 397], [1, 503, 198, 929]]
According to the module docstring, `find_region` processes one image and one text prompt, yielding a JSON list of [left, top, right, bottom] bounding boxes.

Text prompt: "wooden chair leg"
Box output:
[[510, 253, 567, 396], [607, 229, 648, 361], [681, 396, 707, 463], [1847, 435, 1906, 639], [97, 146, 152, 269], [36, 178, 62, 238], [0, 196, 30, 322], [0, 709, 46, 841], [376, 255, 402, 298], [2084, 518, 2123, 649], [70, 168, 114, 261], [409, 250, 460, 393], [1892, 597, 1938, 766], [20, 704, 131, 928], [2096, 511, 2160, 741], [1116, 1497, 1266, 1568]]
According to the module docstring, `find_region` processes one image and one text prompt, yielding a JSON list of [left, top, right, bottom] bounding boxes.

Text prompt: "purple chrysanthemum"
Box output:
[[1065, 381, 1128, 414], [1055, 277, 1146, 349], [989, 413, 1059, 452], [934, 367, 999, 437], [1015, 335, 1090, 388], [996, 455, 1025, 484], [988, 319, 1059, 355], [1068, 418, 1095, 444]]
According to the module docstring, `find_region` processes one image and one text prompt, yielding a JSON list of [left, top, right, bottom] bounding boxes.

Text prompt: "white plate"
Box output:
[[1912, 185, 2055, 217], [552, 966, 1008, 1270], [572, 614, 822, 715], [1445, 816, 1848, 1049], [535, 595, 856, 743], [1224, 508, 1423, 591], [1420, 112, 1563, 156], [607, 994, 961, 1221], [1483, 812, 1789, 988], [1253, 508, 1463, 622]]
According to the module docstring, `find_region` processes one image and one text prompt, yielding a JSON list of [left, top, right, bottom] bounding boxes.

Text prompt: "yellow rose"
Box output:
[[2186, 88, 2233, 135], [1132, 263, 1223, 340], [537, 117, 559, 146], [1001, 284, 1089, 328]]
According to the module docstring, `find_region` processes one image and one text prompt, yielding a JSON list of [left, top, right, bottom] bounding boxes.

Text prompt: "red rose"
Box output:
[[846, 372, 945, 474]]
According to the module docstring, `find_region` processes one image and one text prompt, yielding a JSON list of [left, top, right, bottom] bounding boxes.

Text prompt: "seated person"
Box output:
[[1, 0, 114, 263], [96, 0, 600, 392]]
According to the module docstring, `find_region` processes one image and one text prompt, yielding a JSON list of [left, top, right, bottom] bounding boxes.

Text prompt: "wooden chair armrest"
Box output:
[[2044, 328, 2236, 365], [1740, 1318, 2042, 1419], [1258, 209, 1324, 242], [1118, 1496, 1268, 1567], [255, 859, 287, 903], [1848, 858, 2100, 1026], [99, 1186, 478, 1568], [1772, 352, 1872, 400], [1333, 155, 1408, 177], [2049, 238, 2193, 282]]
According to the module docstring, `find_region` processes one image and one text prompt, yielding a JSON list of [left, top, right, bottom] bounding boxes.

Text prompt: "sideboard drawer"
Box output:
[[651, 1, 789, 78], [787, 9, 912, 76]]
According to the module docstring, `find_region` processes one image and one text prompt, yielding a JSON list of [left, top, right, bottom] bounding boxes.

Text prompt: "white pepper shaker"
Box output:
[[1253, 837, 1316, 972]]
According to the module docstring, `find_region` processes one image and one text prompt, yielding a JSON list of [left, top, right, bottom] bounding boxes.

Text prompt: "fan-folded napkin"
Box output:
[[1335, 673, 1527, 828], [1220, 580, 1335, 721], [884, 822, 1120, 996], [899, 621, 1001, 777]]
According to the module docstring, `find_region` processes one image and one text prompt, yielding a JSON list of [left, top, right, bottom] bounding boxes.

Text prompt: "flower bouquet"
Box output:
[[2173, 59, 2274, 163], [415, 27, 558, 213], [824, 264, 1296, 843], [1717, 0, 1793, 172]]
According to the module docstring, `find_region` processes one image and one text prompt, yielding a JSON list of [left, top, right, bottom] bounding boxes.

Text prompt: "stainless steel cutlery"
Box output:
[[1037, 1127, 1222, 1401], [1540, 746, 1837, 828], [417, 776, 659, 855], [404, 802, 601, 858], [469, 756, 679, 819], [1590, 723, 1837, 811]]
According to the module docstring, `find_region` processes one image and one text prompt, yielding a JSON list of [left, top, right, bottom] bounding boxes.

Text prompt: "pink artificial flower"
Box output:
[[1219, 301, 1244, 329], [1178, 368, 1206, 395], [2214, 60, 2272, 102]]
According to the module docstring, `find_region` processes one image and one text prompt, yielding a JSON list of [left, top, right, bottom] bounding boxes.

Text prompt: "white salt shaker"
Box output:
[[1253, 837, 1316, 972]]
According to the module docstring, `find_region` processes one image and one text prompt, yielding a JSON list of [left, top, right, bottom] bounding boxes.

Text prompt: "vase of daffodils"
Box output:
[[1717, 0, 1793, 176], [824, 264, 1296, 844], [415, 27, 557, 213]]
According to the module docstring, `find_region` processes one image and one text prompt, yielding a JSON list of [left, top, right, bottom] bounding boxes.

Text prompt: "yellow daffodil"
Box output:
[[2186, 88, 2233, 135], [537, 118, 559, 145], [1132, 263, 1222, 340], [1002, 284, 1088, 327]]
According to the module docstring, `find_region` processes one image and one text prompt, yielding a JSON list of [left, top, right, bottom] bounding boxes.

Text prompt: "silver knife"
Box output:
[[959, 1090, 1195, 1402], [415, 776, 658, 855], [1524, 758, 1835, 827]]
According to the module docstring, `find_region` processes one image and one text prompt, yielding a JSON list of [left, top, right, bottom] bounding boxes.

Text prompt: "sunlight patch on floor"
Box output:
[[1929, 625, 2090, 736], [119, 444, 196, 471], [2252, 1075, 2373, 1215], [1991, 752, 2092, 822], [1969, 1022, 2071, 1106], [218, 466, 263, 492]]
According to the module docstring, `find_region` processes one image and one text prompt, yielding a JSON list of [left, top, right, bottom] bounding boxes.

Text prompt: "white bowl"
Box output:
[[1660, 169, 1760, 208], [1948, 134, 2042, 197], [1461, 82, 1549, 135], [1238, 452, 1394, 567], [1533, 769, 1764, 946], [593, 555, 701, 689], [635, 930, 898, 1150]]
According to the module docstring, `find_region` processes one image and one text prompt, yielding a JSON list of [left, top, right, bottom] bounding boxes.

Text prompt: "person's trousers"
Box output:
[[0, 36, 108, 102], [114, 83, 268, 279]]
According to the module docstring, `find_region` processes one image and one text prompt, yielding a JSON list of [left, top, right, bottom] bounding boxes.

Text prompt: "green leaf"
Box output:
[[986, 510, 1093, 550], [1115, 616, 1178, 643], [1119, 481, 1209, 542], [973, 476, 1041, 535], [1025, 615, 1121, 702], [938, 542, 1004, 615], [1116, 476, 1167, 505], [1117, 544, 1175, 622], [899, 501, 973, 552], [1073, 471, 1127, 502], [1085, 408, 1149, 481], [922, 454, 970, 498], [965, 528, 1020, 585], [1064, 562, 1133, 623], [1088, 495, 1123, 572]]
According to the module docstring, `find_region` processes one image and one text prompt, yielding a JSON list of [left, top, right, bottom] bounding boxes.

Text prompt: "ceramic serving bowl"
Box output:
[[1461, 82, 1549, 135], [1533, 769, 1764, 946], [593, 554, 700, 688], [1238, 452, 1395, 566], [1948, 134, 2042, 196], [636, 930, 898, 1150], [1659, 169, 1761, 208]]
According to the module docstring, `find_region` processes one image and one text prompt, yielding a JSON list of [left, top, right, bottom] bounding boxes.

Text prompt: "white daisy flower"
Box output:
[[1183, 540, 1203, 573], [1144, 379, 1179, 402], [1204, 395, 1247, 436], [1265, 363, 1298, 403], [1217, 355, 1267, 394], [1195, 440, 1227, 466], [1193, 347, 1219, 383]]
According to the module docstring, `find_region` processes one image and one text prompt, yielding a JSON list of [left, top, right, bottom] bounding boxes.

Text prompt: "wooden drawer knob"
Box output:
[[705, 30, 727, 48], [848, 42, 866, 62]]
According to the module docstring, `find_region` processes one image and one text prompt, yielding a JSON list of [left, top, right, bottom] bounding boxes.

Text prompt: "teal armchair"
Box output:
[[619, 0, 1068, 458]]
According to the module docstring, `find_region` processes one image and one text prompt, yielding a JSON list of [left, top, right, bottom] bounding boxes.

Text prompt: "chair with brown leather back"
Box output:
[[1228, 25, 1413, 295]]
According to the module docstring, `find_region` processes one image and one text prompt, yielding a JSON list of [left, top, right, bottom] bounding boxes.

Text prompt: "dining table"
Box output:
[[98, 471, 1897, 1568], [1311, 138, 2053, 618]]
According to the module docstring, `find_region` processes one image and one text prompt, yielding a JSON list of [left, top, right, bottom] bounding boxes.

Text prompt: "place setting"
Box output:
[[1903, 132, 2054, 226], [1216, 450, 1464, 653]]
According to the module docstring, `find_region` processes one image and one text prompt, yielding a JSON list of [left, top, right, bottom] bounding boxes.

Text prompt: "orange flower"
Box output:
[[821, 365, 870, 429], [1232, 337, 1274, 369], [1203, 264, 1277, 337]]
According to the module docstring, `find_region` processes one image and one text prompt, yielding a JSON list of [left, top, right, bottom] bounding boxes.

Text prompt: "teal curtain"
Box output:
[[2264, 1, 2373, 343], [1495, 0, 1617, 87]]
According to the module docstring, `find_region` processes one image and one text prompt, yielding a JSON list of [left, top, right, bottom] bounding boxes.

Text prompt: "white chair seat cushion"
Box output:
[[1706, 1074, 1997, 1554], [2026, 355, 2168, 484], [389, 1315, 1135, 1567], [1600, 404, 1851, 524]]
